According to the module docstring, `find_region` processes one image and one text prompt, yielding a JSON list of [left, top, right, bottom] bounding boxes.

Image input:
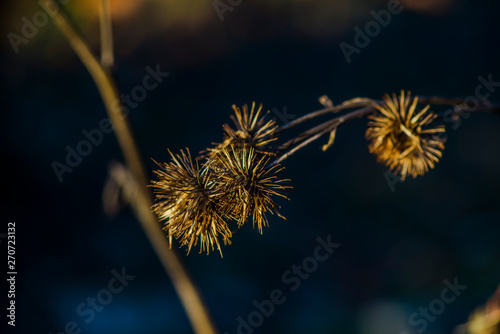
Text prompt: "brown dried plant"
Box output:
[[151, 149, 233, 256], [222, 102, 279, 152], [366, 90, 446, 180], [42, 2, 500, 332], [152, 104, 290, 256], [211, 145, 290, 233], [204, 102, 279, 163], [151, 93, 498, 256]]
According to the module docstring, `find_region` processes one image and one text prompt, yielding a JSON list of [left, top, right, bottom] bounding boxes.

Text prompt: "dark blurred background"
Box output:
[[1, 0, 500, 333]]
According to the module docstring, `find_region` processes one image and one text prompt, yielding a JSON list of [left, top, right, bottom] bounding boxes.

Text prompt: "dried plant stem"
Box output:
[[419, 96, 497, 109], [272, 96, 500, 166], [40, 0, 147, 189], [99, 0, 114, 70], [276, 97, 375, 134], [272, 105, 376, 166], [41, 1, 218, 333]]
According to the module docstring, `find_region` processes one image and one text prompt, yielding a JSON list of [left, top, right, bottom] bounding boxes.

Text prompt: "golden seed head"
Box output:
[[217, 102, 278, 155], [151, 103, 290, 256], [366, 90, 446, 180], [151, 149, 232, 256], [203, 101, 279, 173], [210, 145, 290, 234]]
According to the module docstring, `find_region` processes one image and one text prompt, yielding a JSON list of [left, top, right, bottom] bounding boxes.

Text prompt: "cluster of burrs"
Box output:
[[151, 103, 290, 256], [152, 91, 447, 256]]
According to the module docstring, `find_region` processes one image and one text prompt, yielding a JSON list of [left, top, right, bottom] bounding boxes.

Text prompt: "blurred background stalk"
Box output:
[[39, 0, 218, 333]]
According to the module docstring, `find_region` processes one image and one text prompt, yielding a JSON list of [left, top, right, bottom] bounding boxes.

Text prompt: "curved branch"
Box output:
[[41, 1, 218, 333]]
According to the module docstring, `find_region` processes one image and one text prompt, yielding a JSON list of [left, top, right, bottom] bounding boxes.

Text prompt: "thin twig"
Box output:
[[276, 97, 375, 133], [99, 0, 114, 70], [418, 96, 500, 114], [270, 96, 500, 167], [271, 122, 339, 166], [271, 105, 376, 166], [41, 1, 218, 333]]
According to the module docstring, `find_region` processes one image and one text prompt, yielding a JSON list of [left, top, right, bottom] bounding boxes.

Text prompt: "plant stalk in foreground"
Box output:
[[41, 0, 218, 333]]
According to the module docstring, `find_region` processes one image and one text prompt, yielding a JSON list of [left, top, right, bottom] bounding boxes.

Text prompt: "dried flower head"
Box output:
[[151, 103, 291, 255], [151, 149, 232, 256], [212, 102, 278, 156], [211, 145, 290, 233], [203, 102, 280, 172], [366, 90, 446, 180]]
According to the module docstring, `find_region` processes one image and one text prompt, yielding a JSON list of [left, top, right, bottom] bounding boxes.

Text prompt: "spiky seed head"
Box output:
[[227, 102, 279, 149], [210, 145, 290, 233], [206, 102, 279, 158], [366, 90, 446, 180], [151, 149, 232, 256]]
